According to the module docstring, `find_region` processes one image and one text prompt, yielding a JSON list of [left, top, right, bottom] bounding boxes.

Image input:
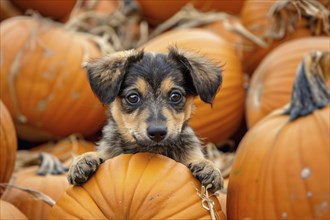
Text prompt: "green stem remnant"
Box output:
[[284, 51, 330, 121]]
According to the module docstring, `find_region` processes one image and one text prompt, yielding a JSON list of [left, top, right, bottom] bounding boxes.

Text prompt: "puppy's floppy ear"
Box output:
[[85, 50, 144, 104], [168, 47, 222, 104]]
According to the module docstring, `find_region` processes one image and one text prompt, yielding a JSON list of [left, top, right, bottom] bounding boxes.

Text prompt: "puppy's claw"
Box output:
[[67, 152, 102, 185], [189, 160, 224, 193]]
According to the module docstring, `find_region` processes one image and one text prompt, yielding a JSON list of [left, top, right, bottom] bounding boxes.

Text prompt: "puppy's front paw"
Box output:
[[188, 160, 224, 193], [67, 152, 103, 185]]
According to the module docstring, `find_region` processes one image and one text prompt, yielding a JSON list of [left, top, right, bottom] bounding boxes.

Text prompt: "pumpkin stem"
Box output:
[[284, 51, 330, 120], [0, 183, 56, 207], [267, 0, 330, 39]]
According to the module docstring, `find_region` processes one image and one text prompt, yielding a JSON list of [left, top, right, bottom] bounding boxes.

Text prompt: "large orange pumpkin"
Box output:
[[0, 16, 105, 141], [136, 0, 244, 25], [246, 37, 330, 128], [2, 166, 69, 219], [0, 100, 17, 184], [227, 51, 330, 219], [240, 0, 328, 74], [0, 200, 28, 220], [142, 28, 245, 144], [50, 153, 226, 219]]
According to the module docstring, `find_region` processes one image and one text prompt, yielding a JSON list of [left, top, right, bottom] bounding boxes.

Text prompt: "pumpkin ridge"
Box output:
[[91, 157, 120, 218], [86, 177, 112, 219], [44, 35, 84, 126], [40, 29, 74, 115], [25, 25, 60, 123], [49, 38, 101, 136], [132, 155, 179, 218], [253, 120, 287, 218], [256, 126, 284, 219], [124, 154, 151, 219], [158, 185, 202, 219], [297, 122, 316, 218], [119, 152, 132, 219], [54, 190, 86, 219], [8, 34, 34, 123], [273, 125, 295, 219], [68, 187, 107, 219]]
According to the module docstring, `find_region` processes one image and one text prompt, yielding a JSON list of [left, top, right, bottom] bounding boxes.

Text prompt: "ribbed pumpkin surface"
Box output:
[[142, 29, 245, 143], [0, 200, 28, 220], [246, 37, 330, 128], [227, 106, 330, 219], [0, 16, 105, 141], [2, 166, 69, 219], [50, 153, 226, 219], [0, 100, 17, 184]]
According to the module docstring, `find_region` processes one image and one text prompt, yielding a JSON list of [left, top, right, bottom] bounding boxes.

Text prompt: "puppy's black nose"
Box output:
[[147, 125, 167, 142]]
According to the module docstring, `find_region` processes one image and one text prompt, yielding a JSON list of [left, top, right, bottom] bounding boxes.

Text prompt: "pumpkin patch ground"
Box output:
[[0, 1, 329, 219]]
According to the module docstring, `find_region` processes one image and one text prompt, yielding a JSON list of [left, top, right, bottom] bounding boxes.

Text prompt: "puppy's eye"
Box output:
[[126, 93, 141, 105], [169, 91, 182, 104]]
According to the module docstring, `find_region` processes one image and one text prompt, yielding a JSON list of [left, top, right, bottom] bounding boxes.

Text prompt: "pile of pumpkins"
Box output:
[[0, 0, 329, 219]]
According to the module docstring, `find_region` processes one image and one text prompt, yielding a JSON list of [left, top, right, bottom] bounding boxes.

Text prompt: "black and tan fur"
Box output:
[[67, 47, 224, 192]]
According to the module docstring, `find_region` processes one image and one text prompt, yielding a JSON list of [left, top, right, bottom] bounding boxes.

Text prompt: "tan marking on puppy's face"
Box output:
[[110, 98, 136, 142], [161, 96, 195, 137], [134, 78, 149, 97], [183, 96, 195, 121], [110, 98, 151, 142], [160, 77, 175, 94]]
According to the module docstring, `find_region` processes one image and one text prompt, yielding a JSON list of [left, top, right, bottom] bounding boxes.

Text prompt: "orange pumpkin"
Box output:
[[217, 178, 229, 217], [203, 16, 243, 55], [136, 0, 244, 25], [0, 200, 28, 220], [143, 28, 245, 143], [2, 166, 69, 219], [227, 51, 330, 219], [10, 0, 76, 21], [30, 136, 95, 162], [240, 0, 328, 74], [50, 153, 226, 219], [246, 37, 329, 128], [0, 100, 17, 184], [0, 16, 105, 141]]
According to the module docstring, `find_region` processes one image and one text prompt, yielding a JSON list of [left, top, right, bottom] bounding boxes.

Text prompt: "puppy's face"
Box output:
[[87, 48, 222, 148]]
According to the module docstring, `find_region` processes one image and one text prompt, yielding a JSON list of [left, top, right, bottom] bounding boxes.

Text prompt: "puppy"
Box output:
[[67, 47, 224, 192]]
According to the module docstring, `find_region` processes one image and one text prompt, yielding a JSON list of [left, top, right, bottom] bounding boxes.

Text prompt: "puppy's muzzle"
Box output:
[[147, 125, 167, 142]]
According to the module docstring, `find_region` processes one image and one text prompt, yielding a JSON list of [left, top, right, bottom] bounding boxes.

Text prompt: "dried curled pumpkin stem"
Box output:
[[0, 183, 55, 207], [64, 0, 141, 52], [284, 51, 330, 120], [267, 0, 330, 39]]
